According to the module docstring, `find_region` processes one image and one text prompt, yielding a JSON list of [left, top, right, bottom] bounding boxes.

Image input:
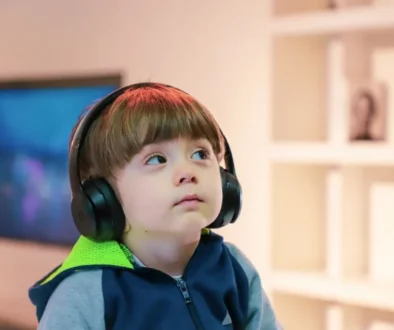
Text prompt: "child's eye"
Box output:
[[146, 154, 167, 165], [191, 149, 209, 160]]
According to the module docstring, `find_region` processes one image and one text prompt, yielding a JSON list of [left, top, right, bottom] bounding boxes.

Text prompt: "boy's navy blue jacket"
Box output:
[[29, 231, 281, 329]]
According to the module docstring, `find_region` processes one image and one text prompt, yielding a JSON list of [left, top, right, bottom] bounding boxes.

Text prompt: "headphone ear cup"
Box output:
[[209, 167, 242, 229], [71, 188, 97, 240], [71, 178, 125, 242]]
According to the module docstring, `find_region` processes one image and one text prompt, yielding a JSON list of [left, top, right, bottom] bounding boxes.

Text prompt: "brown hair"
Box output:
[[69, 83, 224, 181]]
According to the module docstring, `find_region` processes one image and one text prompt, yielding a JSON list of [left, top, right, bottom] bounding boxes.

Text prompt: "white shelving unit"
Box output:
[[270, 4, 394, 36], [265, 1, 394, 329]]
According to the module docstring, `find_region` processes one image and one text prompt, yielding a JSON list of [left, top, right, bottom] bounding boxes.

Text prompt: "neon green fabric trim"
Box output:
[[40, 228, 210, 285], [41, 236, 133, 284]]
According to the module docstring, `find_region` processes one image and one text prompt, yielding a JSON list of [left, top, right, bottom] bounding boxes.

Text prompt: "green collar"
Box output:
[[40, 228, 210, 285], [41, 236, 133, 284]]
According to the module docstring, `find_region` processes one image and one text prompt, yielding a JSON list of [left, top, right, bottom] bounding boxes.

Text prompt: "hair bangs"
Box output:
[[137, 100, 222, 154], [75, 84, 224, 180]]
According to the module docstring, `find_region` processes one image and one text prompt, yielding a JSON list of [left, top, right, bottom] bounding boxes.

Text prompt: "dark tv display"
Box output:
[[0, 75, 121, 245]]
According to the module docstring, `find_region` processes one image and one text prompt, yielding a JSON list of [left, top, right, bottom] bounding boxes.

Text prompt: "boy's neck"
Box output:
[[122, 230, 201, 277]]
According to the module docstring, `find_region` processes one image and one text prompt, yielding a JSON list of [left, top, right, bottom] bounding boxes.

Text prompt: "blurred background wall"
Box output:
[[0, 1, 271, 329], [1, 1, 394, 330]]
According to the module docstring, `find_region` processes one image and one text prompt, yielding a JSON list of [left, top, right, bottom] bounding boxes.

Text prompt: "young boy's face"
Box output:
[[114, 137, 223, 237]]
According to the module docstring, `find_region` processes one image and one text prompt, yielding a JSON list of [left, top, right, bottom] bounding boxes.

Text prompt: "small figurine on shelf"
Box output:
[[327, 0, 345, 9], [328, 0, 372, 9], [349, 82, 388, 142]]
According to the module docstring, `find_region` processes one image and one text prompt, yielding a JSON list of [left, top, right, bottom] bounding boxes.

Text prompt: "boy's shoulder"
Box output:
[[224, 241, 255, 272], [36, 269, 105, 329], [223, 241, 260, 284]]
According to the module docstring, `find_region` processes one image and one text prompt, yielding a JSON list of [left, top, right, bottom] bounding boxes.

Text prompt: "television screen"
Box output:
[[0, 75, 121, 245]]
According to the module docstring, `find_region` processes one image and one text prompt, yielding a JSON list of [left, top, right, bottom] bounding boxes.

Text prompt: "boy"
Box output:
[[28, 83, 282, 329]]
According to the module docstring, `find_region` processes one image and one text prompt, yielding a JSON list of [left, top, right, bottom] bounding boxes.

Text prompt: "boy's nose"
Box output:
[[174, 166, 198, 186], [178, 173, 197, 184]]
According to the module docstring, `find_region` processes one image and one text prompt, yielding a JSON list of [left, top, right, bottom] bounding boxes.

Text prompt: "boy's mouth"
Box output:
[[174, 194, 203, 206]]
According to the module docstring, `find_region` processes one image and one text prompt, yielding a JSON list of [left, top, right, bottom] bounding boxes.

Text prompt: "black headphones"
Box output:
[[68, 82, 242, 242]]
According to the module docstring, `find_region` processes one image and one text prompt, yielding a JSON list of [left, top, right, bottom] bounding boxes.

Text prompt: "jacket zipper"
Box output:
[[120, 244, 206, 329], [176, 278, 205, 330]]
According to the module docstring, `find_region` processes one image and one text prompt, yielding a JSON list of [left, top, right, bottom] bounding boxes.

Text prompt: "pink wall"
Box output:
[[0, 1, 270, 327]]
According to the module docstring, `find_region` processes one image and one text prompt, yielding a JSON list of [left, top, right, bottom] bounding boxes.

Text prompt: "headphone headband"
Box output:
[[69, 83, 236, 193]]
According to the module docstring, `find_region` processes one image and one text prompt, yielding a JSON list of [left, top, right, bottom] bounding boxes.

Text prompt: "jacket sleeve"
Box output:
[[38, 270, 105, 330], [225, 242, 283, 330]]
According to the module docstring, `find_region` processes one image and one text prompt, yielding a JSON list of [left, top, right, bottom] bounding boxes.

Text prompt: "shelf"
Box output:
[[269, 142, 394, 165], [271, 271, 394, 312], [270, 4, 394, 36], [266, 1, 394, 328]]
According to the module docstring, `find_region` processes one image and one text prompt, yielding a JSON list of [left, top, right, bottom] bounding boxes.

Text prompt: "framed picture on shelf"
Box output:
[[349, 81, 388, 142]]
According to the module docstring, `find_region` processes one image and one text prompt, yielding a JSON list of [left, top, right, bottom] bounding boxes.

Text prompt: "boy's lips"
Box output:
[[174, 194, 203, 206]]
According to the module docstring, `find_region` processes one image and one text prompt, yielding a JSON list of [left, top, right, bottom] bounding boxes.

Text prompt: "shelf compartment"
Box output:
[[342, 166, 394, 278], [272, 36, 328, 142], [272, 293, 328, 330], [271, 164, 327, 272], [273, 0, 329, 16]]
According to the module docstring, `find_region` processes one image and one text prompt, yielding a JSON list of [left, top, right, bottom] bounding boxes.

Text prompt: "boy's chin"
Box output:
[[168, 216, 210, 236], [179, 214, 211, 229]]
